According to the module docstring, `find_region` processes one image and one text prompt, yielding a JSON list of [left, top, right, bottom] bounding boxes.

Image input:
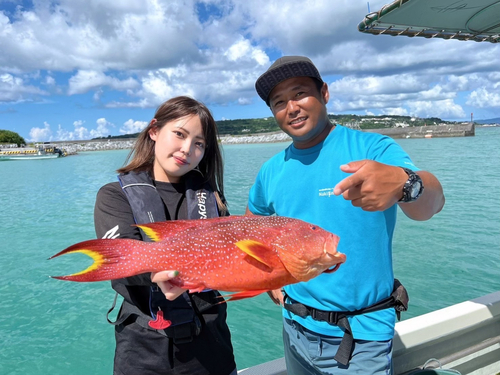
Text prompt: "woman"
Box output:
[[94, 96, 236, 375]]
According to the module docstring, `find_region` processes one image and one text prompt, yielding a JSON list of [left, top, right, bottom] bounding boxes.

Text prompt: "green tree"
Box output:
[[0, 130, 26, 146]]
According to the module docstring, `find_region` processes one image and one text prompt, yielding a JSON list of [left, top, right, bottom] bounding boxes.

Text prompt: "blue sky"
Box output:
[[1, 0, 499, 142]]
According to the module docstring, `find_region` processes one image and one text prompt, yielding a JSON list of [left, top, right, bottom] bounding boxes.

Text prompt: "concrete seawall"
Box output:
[[364, 123, 475, 138], [52, 124, 475, 154]]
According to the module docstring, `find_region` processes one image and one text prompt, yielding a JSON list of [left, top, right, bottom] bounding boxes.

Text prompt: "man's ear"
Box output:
[[321, 82, 329, 105]]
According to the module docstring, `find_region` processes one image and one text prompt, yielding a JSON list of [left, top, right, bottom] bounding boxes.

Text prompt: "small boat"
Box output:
[[0, 144, 66, 161]]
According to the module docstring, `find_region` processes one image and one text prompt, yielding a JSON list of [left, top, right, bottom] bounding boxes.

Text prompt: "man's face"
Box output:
[[269, 76, 330, 149]]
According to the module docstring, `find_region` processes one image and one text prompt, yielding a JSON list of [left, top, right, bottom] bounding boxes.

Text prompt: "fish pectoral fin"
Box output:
[[276, 248, 309, 281], [220, 290, 268, 302], [234, 240, 278, 268]]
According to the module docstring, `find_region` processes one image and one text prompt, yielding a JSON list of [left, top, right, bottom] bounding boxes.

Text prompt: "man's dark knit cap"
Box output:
[[255, 56, 323, 106]]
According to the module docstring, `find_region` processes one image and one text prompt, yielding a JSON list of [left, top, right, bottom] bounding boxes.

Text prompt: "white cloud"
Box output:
[[328, 74, 466, 119], [328, 75, 427, 96], [120, 119, 148, 135], [52, 118, 114, 141], [69, 120, 90, 140], [45, 76, 55, 86], [237, 1, 360, 55], [0, 1, 203, 72], [407, 99, 465, 119], [382, 108, 409, 116], [224, 38, 268, 65], [467, 88, 500, 108], [56, 125, 75, 141], [105, 42, 269, 108], [0, 73, 47, 102], [29, 122, 53, 142], [91, 118, 114, 138], [2, 0, 500, 133], [68, 70, 139, 95]]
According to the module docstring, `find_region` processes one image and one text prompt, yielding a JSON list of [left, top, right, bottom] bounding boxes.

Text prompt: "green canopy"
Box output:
[[358, 0, 500, 43]]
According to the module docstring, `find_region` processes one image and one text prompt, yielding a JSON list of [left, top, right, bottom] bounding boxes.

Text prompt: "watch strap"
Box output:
[[399, 167, 423, 203]]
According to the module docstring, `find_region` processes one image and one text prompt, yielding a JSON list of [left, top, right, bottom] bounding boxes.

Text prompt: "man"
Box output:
[[246, 56, 445, 374]]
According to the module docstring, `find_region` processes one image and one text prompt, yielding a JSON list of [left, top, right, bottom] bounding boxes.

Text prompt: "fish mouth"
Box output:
[[323, 233, 340, 256], [322, 234, 346, 273], [323, 263, 342, 274]]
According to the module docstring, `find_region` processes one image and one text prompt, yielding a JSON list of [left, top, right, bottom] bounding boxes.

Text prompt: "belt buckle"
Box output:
[[328, 311, 339, 324], [310, 308, 317, 319]]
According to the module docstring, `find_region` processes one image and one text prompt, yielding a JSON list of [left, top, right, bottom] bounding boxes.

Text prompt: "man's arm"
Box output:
[[398, 170, 445, 221], [334, 160, 445, 221]]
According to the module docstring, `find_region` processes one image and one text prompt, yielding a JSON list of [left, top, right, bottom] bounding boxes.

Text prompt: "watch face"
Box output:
[[410, 181, 422, 198]]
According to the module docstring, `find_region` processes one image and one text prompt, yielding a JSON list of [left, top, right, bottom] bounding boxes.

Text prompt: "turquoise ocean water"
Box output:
[[1, 126, 499, 374]]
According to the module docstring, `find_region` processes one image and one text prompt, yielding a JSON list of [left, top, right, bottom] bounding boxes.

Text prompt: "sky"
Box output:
[[1, 0, 499, 142]]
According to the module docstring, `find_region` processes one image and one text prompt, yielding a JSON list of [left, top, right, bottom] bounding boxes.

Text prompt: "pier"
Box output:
[[364, 123, 475, 139]]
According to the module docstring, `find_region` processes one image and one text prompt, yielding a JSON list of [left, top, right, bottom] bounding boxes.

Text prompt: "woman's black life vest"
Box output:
[[107, 170, 221, 344]]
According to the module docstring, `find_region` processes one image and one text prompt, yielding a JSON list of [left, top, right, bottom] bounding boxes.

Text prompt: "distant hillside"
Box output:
[[475, 117, 500, 124], [92, 114, 470, 140]]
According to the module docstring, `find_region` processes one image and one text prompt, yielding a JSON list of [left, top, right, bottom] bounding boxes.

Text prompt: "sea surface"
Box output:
[[1, 126, 499, 374]]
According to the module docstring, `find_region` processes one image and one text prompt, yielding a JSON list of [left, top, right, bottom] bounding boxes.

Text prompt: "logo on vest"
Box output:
[[102, 225, 120, 239], [197, 191, 207, 219], [318, 188, 336, 198]]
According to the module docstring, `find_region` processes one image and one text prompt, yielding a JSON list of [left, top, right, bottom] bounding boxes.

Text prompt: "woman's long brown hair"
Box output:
[[117, 96, 226, 214]]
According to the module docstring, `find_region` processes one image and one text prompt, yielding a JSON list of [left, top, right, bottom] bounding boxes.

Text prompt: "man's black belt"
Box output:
[[283, 279, 409, 366]]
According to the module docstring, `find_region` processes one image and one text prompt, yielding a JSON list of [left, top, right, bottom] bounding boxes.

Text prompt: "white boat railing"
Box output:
[[238, 291, 500, 375], [394, 291, 500, 375]]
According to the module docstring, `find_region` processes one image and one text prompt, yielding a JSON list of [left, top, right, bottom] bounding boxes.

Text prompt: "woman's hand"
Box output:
[[151, 271, 186, 301]]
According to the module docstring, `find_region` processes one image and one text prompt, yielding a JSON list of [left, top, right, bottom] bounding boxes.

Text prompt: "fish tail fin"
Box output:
[[49, 239, 142, 282]]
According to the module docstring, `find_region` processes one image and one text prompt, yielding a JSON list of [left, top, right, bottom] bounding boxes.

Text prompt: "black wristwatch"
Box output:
[[399, 168, 424, 203]]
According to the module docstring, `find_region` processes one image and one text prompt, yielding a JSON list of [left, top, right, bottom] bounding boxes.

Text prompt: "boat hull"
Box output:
[[0, 154, 60, 161]]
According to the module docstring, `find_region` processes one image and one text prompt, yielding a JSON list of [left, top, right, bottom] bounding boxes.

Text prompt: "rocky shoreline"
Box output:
[[53, 132, 292, 154], [52, 123, 476, 155]]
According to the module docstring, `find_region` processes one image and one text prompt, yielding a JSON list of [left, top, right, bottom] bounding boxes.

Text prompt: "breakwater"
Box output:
[[51, 132, 293, 154], [364, 123, 475, 138], [51, 124, 475, 154]]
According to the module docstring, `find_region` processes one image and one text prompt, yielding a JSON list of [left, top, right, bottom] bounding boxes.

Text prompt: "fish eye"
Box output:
[[311, 226, 317, 230]]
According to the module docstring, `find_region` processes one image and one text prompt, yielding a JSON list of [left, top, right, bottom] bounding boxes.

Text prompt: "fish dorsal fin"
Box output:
[[234, 240, 279, 268], [275, 248, 308, 281], [136, 216, 238, 242], [135, 220, 200, 242]]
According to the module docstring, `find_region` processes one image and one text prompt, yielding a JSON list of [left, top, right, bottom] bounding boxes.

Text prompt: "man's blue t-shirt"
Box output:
[[248, 125, 418, 341]]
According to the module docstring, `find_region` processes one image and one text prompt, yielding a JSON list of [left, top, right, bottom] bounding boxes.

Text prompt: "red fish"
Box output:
[[50, 216, 346, 300]]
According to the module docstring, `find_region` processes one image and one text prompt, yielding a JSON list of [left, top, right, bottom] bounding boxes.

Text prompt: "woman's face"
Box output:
[[149, 115, 206, 183]]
